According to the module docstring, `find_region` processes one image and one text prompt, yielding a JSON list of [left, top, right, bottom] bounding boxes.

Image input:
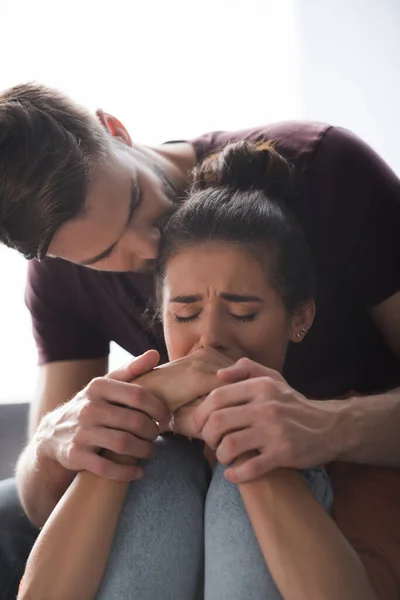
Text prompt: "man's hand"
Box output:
[[135, 347, 234, 413], [35, 350, 170, 482], [194, 358, 348, 484]]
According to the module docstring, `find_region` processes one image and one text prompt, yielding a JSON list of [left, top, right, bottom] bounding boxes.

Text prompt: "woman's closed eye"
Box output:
[[172, 313, 200, 323], [172, 312, 258, 323]]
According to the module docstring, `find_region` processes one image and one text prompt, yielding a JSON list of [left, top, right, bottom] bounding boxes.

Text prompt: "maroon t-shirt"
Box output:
[[25, 122, 400, 399]]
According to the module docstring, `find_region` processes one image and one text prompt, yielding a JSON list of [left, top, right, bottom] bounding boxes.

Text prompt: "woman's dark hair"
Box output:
[[157, 140, 315, 314]]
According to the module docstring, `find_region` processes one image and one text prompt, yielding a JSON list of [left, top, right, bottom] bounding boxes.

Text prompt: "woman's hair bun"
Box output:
[[193, 140, 292, 196]]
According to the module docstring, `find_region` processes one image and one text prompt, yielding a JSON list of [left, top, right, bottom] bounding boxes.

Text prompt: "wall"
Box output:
[[295, 0, 400, 174]]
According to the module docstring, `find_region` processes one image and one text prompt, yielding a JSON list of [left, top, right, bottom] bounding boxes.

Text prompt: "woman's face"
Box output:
[[162, 242, 312, 371]]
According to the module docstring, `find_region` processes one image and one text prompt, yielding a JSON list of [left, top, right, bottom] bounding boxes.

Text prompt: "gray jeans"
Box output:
[[97, 435, 332, 600]]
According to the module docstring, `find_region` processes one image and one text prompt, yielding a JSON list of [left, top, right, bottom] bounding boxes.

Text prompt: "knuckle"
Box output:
[[208, 387, 222, 406], [96, 460, 109, 478], [129, 410, 145, 431], [77, 399, 94, 423], [131, 384, 146, 405], [223, 434, 237, 457], [263, 400, 282, 420], [208, 410, 224, 432], [86, 376, 105, 395], [259, 378, 273, 395], [65, 442, 80, 468], [237, 357, 252, 369], [114, 432, 131, 454]]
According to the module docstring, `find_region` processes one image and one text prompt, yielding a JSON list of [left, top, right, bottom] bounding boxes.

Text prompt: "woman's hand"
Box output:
[[133, 347, 234, 414], [170, 397, 204, 438], [194, 358, 344, 484]]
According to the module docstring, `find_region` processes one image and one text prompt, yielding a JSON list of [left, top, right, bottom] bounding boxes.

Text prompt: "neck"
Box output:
[[150, 141, 197, 188]]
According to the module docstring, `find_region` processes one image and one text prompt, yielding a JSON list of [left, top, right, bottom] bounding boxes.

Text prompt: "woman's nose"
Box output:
[[198, 316, 228, 353]]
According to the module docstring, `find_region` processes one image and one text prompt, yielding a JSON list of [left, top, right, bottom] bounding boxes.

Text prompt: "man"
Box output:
[[0, 82, 399, 598]]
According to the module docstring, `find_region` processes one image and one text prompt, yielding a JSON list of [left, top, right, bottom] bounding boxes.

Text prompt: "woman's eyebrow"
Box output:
[[220, 293, 262, 302], [169, 293, 262, 303], [169, 294, 202, 303], [79, 180, 142, 267]]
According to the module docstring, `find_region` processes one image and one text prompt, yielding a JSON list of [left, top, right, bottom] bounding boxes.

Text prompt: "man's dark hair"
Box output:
[[157, 141, 315, 314], [0, 82, 108, 259]]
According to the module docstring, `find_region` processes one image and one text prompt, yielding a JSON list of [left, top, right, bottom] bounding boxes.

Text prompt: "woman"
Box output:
[[19, 141, 376, 599]]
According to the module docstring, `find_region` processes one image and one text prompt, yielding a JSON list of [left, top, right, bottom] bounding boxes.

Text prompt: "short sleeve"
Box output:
[[310, 127, 400, 308], [26, 258, 110, 365]]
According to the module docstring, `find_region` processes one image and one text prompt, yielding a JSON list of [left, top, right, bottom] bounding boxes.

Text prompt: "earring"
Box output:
[[296, 327, 307, 339]]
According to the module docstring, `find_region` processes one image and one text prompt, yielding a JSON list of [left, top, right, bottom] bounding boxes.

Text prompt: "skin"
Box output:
[[16, 109, 400, 530], [162, 242, 313, 368]]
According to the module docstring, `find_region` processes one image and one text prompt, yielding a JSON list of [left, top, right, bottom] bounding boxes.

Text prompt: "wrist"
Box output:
[[326, 397, 361, 462]]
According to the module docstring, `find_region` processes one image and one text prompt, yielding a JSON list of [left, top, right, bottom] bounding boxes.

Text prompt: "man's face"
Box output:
[[47, 142, 180, 272]]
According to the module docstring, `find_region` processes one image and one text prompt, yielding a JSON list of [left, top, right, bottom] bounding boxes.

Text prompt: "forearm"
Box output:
[[16, 437, 76, 528], [19, 449, 133, 600], [239, 468, 376, 600], [19, 467, 130, 600], [334, 387, 400, 465]]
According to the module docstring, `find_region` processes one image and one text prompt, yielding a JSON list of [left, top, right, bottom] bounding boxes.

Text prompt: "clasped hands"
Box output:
[[39, 347, 340, 485], [133, 349, 339, 484]]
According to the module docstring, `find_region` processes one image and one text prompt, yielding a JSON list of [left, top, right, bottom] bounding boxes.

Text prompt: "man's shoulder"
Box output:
[[189, 121, 333, 164]]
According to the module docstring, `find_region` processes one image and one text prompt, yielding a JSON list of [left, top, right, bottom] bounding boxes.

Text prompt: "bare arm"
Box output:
[[172, 408, 377, 598], [336, 290, 400, 466], [17, 348, 230, 528], [16, 357, 108, 527], [18, 454, 130, 600], [239, 464, 377, 600], [18, 350, 232, 599]]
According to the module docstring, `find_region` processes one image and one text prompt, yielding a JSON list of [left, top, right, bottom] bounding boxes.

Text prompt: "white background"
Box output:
[[0, 0, 399, 402]]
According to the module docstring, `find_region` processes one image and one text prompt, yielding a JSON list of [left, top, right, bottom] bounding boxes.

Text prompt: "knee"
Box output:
[[124, 435, 211, 509]]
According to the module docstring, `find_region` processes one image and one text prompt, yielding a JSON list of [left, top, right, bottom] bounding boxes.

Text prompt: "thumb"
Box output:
[[107, 350, 160, 383], [217, 358, 284, 384]]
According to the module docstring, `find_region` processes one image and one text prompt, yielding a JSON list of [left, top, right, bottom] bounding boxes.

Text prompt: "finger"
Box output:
[[201, 405, 253, 449], [89, 427, 156, 460], [194, 379, 263, 433], [82, 451, 144, 482], [218, 358, 284, 384], [108, 350, 160, 383], [224, 453, 275, 484], [96, 403, 160, 441], [216, 428, 260, 465], [170, 408, 196, 437], [88, 379, 170, 428]]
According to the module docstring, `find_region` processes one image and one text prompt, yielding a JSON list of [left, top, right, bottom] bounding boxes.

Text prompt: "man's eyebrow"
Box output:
[[169, 293, 262, 303], [79, 181, 141, 267]]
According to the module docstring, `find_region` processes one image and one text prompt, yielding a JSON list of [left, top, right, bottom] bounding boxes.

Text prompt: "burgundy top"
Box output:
[[26, 122, 400, 399]]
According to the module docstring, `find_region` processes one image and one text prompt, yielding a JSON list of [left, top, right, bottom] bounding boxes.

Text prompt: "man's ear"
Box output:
[[289, 299, 316, 343], [96, 109, 133, 146]]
